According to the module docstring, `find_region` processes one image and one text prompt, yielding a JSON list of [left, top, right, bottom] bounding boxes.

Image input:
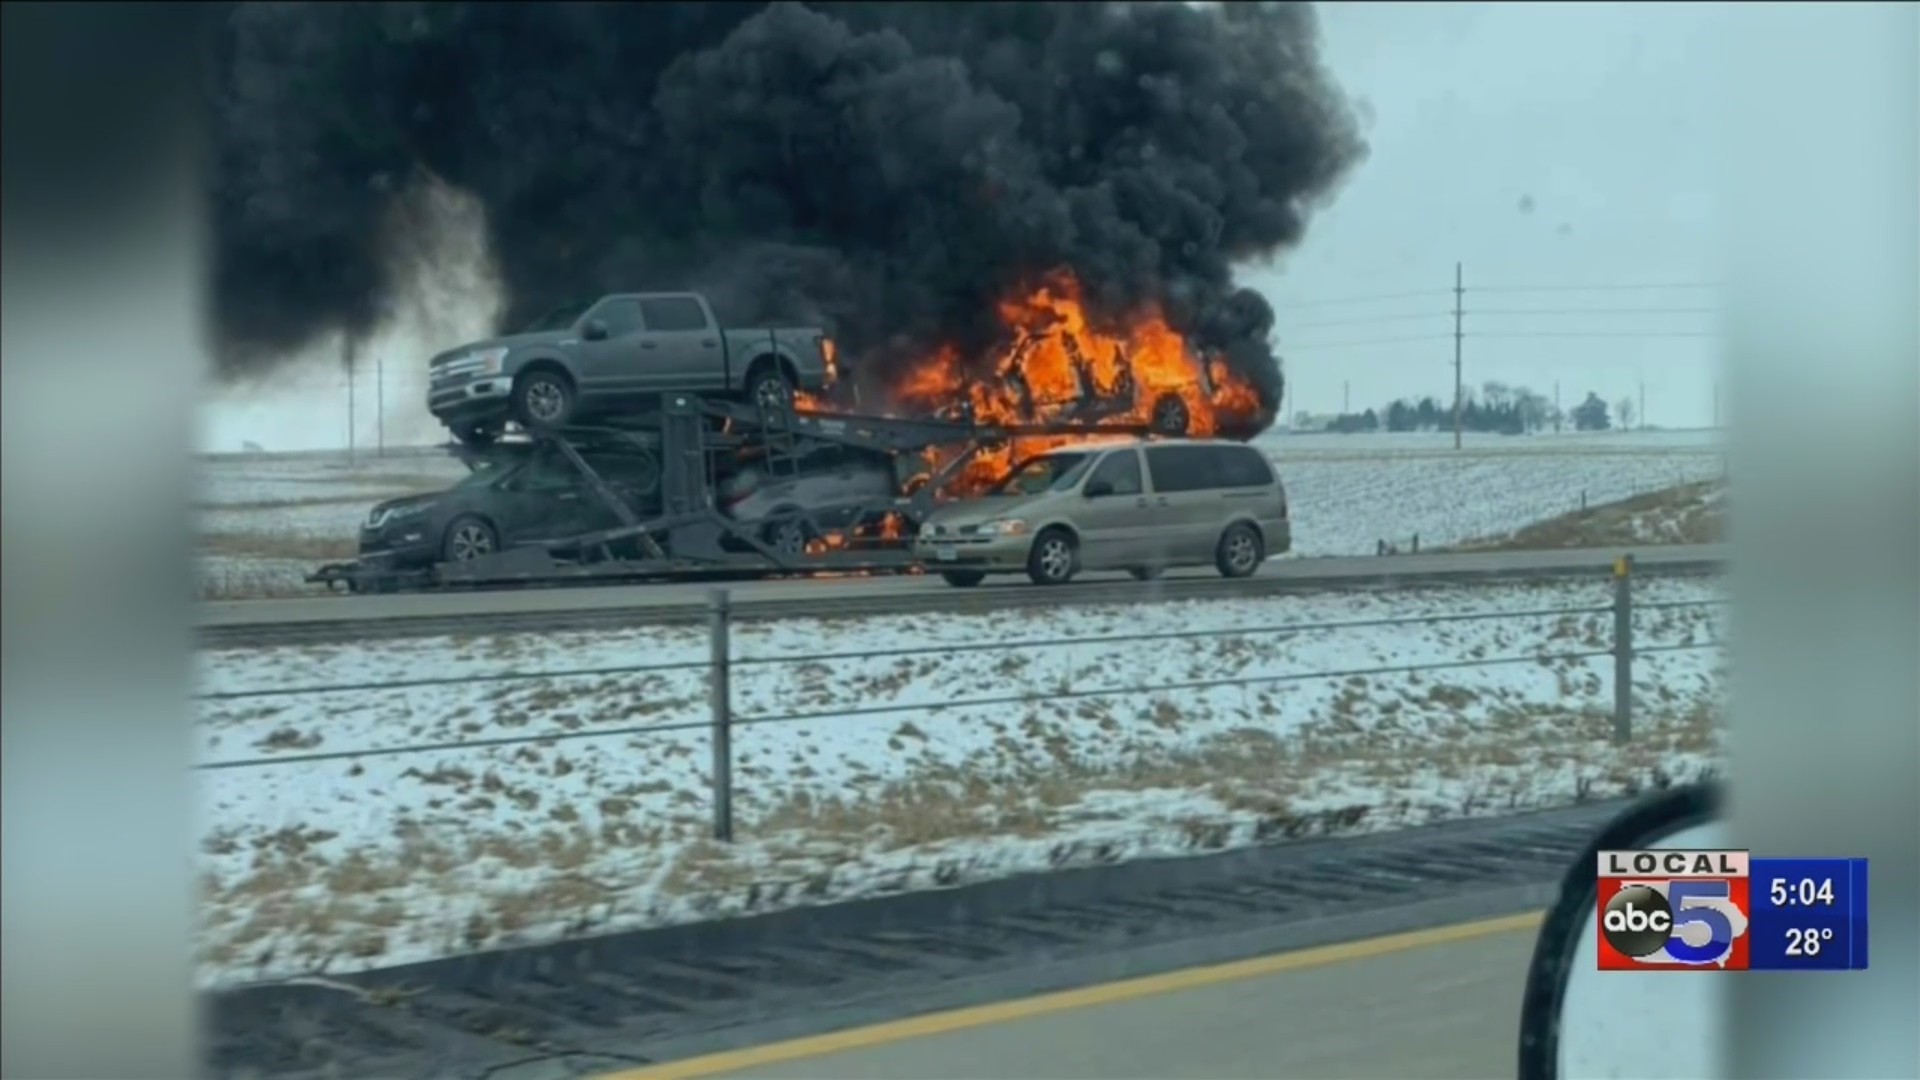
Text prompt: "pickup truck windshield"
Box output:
[[993, 452, 1094, 496], [521, 300, 595, 333]]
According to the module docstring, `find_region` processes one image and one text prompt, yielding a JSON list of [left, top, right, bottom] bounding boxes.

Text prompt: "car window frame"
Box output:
[[585, 297, 645, 338], [638, 296, 709, 333], [1085, 447, 1144, 497]]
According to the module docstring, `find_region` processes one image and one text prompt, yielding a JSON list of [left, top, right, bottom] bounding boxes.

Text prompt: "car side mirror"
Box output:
[[1084, 479, 1115, 498], [1518, 782, 1730, 1079], [582, 319, 609, 341]]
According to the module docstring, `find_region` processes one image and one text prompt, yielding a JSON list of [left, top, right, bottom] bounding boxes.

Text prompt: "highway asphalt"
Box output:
[[610, 915, 1540, 1080], [199, 543, 1726, 629]]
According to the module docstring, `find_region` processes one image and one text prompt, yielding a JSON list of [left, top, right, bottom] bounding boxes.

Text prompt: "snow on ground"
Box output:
[[195, 430, 1727, 597], [195, 575, 1726, 988]]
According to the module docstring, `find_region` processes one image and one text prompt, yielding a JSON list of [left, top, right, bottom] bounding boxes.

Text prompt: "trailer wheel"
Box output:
[[442, 515, 500, 563], [512, 369, 576, 428], [1150, 393, 1191, 436], [940, 570, 986, 588], [1026, 527, 1079, 586]]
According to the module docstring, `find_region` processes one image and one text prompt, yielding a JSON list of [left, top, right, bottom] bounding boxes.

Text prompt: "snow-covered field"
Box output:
[[196, 575, 1726, 988], [195, 430, 1727, 596]]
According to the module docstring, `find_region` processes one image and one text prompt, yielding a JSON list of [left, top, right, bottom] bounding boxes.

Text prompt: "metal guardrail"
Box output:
[[195, 544, 1729, 647], [197, 557, 1726, 843]]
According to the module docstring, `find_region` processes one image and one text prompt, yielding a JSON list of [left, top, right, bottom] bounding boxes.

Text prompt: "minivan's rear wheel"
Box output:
[[442, 515, 500, 563], [940, 570, 986, 588], [512, 370, 576, 428], [1026, 528, 1079, 586], [1215, 522, 1264, 579]]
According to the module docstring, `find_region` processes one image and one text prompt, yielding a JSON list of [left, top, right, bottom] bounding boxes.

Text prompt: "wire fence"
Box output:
[[195, 557, 1727, 839]]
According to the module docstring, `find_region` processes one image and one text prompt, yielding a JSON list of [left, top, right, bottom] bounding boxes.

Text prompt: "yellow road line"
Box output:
[[601, 909, 1544, 1079]]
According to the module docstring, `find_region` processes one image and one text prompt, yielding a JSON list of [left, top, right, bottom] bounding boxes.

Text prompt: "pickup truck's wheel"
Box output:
[[1215, 521, 1264, 579], [1026, 527, 1079, 586], [512, 370, 575, 428], [746, 362, 795, 412], [442, 515, 500, 563]]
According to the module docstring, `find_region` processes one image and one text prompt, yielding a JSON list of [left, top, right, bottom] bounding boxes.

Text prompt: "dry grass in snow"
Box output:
[[196, 576, 1726, 988], [1452, 479, 1726, 552]]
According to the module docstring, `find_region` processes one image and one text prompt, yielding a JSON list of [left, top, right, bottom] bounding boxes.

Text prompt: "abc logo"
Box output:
[[1602, 885, 1675, 957]]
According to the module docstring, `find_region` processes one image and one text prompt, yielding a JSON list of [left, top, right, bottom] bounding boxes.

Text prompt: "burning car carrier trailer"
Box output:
[[310, 393, 1180, 593]]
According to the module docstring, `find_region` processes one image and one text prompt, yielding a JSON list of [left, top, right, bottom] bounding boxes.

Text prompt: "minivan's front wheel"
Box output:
[[1216, 522, 1264, 579], [940, 570, 986, 588], [1026, 527, 1079, 586]]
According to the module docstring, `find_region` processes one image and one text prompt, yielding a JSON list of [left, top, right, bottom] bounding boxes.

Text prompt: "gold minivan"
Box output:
[[913, 439, 1291, 587]]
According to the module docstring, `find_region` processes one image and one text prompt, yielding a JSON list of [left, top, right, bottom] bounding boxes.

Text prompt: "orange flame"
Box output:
[[887, 271, 1266, 492]]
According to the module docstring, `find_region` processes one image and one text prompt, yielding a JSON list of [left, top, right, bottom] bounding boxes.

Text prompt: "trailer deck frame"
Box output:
[[310, 392, 1176, 593]]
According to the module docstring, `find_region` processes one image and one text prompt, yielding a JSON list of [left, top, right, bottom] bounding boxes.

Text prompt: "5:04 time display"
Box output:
[[1769, 876, 1837, 907]]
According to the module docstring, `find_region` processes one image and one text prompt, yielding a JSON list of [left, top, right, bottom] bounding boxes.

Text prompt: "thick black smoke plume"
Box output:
[[208, 1, 1365, 425]]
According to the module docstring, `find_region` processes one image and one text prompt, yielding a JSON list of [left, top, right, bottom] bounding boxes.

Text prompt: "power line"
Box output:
[[1472, 331, 1715, 340], [1269, 288, 1453, 310], [1282, 333, 1454, 351], [1466, 307, 1718, 316], [1468, 282, 1722, 294], [1287, 311, 1449, 330]]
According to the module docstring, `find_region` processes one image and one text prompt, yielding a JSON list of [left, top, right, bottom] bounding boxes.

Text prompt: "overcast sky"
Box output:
[[1244, 1, 1725, 426], [201, 1, 1734, 451]]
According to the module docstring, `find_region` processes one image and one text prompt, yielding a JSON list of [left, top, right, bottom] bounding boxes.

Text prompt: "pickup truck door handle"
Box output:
[[1135, 497, 1150, 508], [702, 339, 718, 347], [1154, 496, 1170, 507]]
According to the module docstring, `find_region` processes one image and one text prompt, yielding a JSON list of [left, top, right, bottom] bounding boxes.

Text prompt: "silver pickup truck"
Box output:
[[427, 292, 834, 445]]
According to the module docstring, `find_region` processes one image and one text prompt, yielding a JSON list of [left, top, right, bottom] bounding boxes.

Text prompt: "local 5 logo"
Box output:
[[1597, 877, 1751, 970]]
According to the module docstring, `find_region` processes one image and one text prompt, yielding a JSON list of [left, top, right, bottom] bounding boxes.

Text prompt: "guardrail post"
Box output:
[[709, 588, 734, 842], [1611, 555, 1635, 744]]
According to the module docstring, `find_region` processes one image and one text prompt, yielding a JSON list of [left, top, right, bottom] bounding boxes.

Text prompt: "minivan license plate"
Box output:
[[935, 544, 957, 561]]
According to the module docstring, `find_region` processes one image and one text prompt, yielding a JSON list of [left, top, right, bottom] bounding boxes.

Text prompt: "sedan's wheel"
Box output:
[[1026, 528, 1079, 585], [940, 570, 986, 588], [765, 518, 810, 558], [442, 516, 499, 563], [1215, 522, 1264, 579]]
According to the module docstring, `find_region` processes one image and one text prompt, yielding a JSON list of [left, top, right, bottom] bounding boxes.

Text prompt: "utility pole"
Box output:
[[1554, 381, 1562, 432], [376, 352, 386, 456], [1342, 380, 1350, 414], [344, 338, 356, 464], [1452, 262, 1464, 449]]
